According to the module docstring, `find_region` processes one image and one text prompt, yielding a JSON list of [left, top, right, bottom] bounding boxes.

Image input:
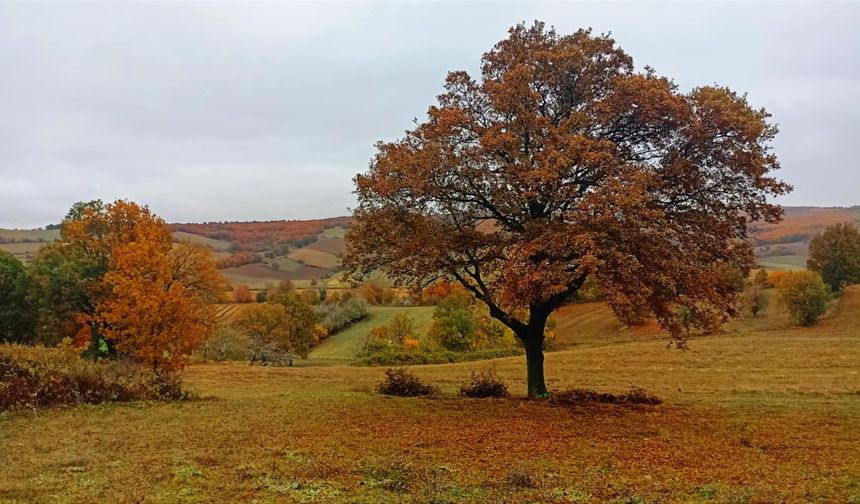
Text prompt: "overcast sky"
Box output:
[[1, 2, 858, 228]]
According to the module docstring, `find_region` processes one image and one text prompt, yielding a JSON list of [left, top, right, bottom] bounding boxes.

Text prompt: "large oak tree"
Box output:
[[344, 22, 790, 397]]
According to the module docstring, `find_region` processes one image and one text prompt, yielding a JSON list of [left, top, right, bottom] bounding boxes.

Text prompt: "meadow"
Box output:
[[2, 288, 859, 503]]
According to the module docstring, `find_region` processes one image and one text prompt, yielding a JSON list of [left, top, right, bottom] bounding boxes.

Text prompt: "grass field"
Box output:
[[270, 257, 305, 272], [0, 228, 60, 242], [310, 306, 436, 360], [319, 226, 347, 239], [2, 288, 860, 503], [757, 255, 807, 271], [288, 247, 340, 269]]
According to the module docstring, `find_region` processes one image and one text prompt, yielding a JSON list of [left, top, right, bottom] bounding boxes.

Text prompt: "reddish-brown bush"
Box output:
[[0, 343, 188, 410], [459, 370, 509, 398], [376, 368, 437, 397]]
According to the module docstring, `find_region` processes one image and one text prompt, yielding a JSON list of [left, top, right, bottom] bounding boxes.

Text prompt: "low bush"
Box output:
[[459, 370, 509, 398], [376, 368, 438, 397], [197, 325, 249, 362], [0, 343, 189, 410], [551, 386, 661, 406]]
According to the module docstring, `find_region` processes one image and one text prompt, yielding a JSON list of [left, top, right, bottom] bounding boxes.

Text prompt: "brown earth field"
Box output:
[[305, 237, 346, 256], [1, 289, 859, 503], [221, 262, 333, 286]]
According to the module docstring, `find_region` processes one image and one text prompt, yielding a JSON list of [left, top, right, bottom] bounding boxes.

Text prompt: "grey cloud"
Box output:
[[1, 2, 858, 228]]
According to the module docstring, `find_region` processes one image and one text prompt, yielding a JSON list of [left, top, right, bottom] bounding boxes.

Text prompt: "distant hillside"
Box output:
[[0, 218, 351, 288], [3, 206, 858, 278], [751, 206, 860, 271], [751, 206, 860, 245], [170, 216, 351, 251]]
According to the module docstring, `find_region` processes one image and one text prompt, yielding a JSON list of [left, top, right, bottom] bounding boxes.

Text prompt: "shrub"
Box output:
[[198, 325, 249, 361], [358, 277, 395, 305], [233, 284, 254, 303], [551, 386, 661, 406], [459, 370, 509, 398], [427, 291, 517, 351], [364, 313, 416, 349], [235, 295, 319, 363], [0, 343, 188, 410], [376, 368, 438, 397], [744, 279, 769, 317], [754, 268, 769, 287], [766, 270, 790, 288], [776, 270, 830, 326]]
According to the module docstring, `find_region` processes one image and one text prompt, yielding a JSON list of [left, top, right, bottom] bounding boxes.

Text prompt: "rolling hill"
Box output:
[[3, 206, 859, 280]]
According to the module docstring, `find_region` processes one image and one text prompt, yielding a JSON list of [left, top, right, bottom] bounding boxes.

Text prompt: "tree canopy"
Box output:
[[0, 251, 35, 343], [30, 200, 228, 371], [344, 22, 790, 396], [807, 222, 860, 292]]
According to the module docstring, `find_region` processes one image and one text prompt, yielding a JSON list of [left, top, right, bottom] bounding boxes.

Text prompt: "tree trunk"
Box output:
[[520, 313, 549, 398], [88, 324, 100, 361], [523, 336, 548, 398]]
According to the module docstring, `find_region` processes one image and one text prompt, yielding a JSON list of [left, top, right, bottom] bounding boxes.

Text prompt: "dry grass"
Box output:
[[2, 290, 860, 503]]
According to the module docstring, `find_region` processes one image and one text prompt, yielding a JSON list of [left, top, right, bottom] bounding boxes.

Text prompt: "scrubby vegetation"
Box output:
[[197, 325, 249, 362], [459, 370, 509, 398], [551, 386, 662, 406], [355, 291, 522, 365], [316, 298, 369, 334], [233, 294, 321, 365], [376, 368, 438, 397], [745, 269, 770, 317], [0, 343, 188, 410]]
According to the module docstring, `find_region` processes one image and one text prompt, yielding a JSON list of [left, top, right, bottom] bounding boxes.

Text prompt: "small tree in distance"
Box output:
[[345, 22, 790, 397], [744, 281, 768, 318], [807, 222, 860, 292], [234, 284, 254, 304], [777, 271, 830, 326]]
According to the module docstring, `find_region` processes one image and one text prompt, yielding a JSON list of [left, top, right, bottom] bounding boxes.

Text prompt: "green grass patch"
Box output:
[[310, 306, 435, 360]]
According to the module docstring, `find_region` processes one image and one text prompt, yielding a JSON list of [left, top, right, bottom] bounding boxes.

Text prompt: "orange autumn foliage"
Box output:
[[217, 251, 262, 269], [233, 284, 254, 304], [72, 201, 228, 372], [172, 217, 351, 251], [420, 280, 464, 304]]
